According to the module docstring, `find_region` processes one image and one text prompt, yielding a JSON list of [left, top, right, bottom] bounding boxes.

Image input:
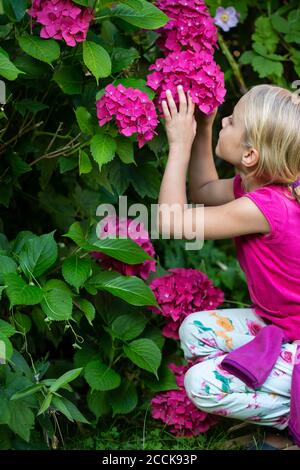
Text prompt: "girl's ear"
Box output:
[[241, 147, 260, 168]]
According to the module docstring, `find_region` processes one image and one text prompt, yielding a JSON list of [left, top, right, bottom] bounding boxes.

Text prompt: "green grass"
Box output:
[[64, 413, 251, 450]]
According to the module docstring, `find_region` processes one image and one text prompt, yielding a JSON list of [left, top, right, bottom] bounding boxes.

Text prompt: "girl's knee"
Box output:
[[183, 364, 217, 411]]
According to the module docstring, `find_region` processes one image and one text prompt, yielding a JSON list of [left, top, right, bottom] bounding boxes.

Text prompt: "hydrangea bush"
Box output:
[[0, 0, 299, 450]]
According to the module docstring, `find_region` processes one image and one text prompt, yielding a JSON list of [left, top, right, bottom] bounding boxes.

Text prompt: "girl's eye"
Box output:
[[228, 116, 233, 124]]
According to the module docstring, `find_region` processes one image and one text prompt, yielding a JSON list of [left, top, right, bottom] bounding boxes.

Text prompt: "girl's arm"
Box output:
[[188, 112, 235, 206], [157, 87, 270, 240]]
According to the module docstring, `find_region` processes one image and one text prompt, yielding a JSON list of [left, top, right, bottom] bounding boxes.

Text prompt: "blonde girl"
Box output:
[[157, 84, 300, 436]]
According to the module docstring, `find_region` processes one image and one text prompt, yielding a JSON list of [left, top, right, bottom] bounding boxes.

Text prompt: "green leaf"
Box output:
[[52, 396, 89, 423], [271, 14, 289, 34], [75, 107, 94, 135], [123, 338, 161, 377], [49, 368, 83, 393], [11, 384, 44, 401], [90, 132, 116, 171], [18, 33, 60, 65], [116, 137, 135, 164], [86, 271, 159, 307], [62, 255, 92, 290], [252, 55, 283, 78], [37, 392, 53, 416], [3, 272, 44, 307], [110, 382, 138, 416], [63, 222, 88, 248], [252, 17, 278, 54], [91, 237, 154, 264], [41, 288, 73, 321], [0, 255, 17, 283], [111, 313, 147, 341], [112, 0, 169, 29], [0, 331, 13, 361], [3, 0, 28, 22], [53, 65, 83, 94], [15, 99, 49, 117], [111, 47, 140, 73], [76, 298, 95, 325], [129, 163, 160, 199], [0, 319, 17, 338], [18, 231, 58, 279], [14, 312, 32, 334], [84, 360, 121, 391], [8, 401, 34, 442], [87, 390, 111, 419], [113, 77, 155, 100], [0, 47, 24, 80], [83, 41, 111, 84], [79, 150, 92, 175], [143, 361, 178, 392]]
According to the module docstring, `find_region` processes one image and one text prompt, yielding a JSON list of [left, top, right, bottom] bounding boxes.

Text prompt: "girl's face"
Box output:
[[215, 97, 249, 170]]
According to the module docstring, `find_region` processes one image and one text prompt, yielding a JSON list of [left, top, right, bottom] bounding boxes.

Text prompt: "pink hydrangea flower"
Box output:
[[28, 0, 93, 47], [148, 268, 224, 339], [90, 214, 157, 280], [96, 83, 159, 148], [151, 363, 217, 437], [154, 0, 218, 54], [147, 50, 226, 115]]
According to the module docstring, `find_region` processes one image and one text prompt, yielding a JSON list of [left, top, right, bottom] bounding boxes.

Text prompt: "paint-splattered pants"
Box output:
[[178, 308, 298, 430]]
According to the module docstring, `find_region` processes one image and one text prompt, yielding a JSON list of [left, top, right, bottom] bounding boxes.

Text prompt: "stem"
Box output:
[[223, 298, 252, 307], [217, 33, 248, 95]]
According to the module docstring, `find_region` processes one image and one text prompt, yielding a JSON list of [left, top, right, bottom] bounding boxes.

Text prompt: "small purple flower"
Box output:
[[214, 6, 240, 32]]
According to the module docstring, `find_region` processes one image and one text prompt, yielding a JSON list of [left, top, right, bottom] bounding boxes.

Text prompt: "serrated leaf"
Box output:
[[8, 401, 34, 442], [53, 65, 83, 94], [18, 33, 60, 65], [86, 271, 159, 307], [111, 313, 147, 341], [0, 255, 17, 283], [0, 47, 24, 80], [87, 390, 111, 419], [0, 319, 17, 338], [3, 272, 44, 308], [52, 396, 89, 423], [84, 360, 121, 391], [123, 338, 161, 377], [90, 133, 116, 171], [62, 255, 92, 290], [83, 41, 111, 84], [79, 150, 92, 175], [91, 237, 154, 264], [40, 288, 73, 321], [112, 0, 169, 29], [110, 382, 138, 416], [75, 106, 94, 135], [18, 231, 58, 279], [0, 331, 13, 361], [116, 137, 135, 164], [76, 298, 95, 325]]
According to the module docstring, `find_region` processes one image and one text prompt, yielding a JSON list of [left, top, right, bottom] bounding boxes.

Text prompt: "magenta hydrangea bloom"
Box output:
[[90, 215, 157, 280], [147, 50, 226, 115], [214, 6, 240, 32], [151, 363, 217, 437], [154, 0, 218, 54], [148, 268, 224, 339], [28, 0, 93, 47], [96, 83, 159, 148]]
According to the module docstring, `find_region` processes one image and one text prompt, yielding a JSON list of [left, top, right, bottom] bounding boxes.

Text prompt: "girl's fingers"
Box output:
[[187, 90, 195, 116], [162, 99, 171, 120], [165, 89, 178, 117], [177, 85, 187, 114]]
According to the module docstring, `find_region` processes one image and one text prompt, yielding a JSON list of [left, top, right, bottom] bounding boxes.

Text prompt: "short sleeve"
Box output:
[[233, 173, 245, 199], [244, 186, 288, 242]]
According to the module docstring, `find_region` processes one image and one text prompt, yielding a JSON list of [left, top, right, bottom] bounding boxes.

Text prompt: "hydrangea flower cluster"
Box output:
[[147, 50, 226, 114], [147, 0, 226, 115], [90, 215, 157, 280], [96, 84, 159, 148], [28, 0, 94, 47], [148, 268, 224, 339], [151, 363, 218, 437], [155, 0, 218, 54]]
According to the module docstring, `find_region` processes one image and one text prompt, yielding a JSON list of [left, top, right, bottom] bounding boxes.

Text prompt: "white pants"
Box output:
[[178, 308, 297, 430]]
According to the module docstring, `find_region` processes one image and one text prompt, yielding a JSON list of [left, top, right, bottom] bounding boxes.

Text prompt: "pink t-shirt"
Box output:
[[233, 173, 300, 341]]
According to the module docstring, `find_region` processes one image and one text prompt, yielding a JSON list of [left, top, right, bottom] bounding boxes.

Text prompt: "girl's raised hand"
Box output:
[[162, 85, 197, 151]]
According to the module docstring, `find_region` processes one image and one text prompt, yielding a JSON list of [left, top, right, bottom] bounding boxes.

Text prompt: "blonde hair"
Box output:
[[240, 84, 300, 203]]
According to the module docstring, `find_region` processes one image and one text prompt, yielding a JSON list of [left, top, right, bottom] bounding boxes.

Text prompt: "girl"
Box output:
[[158, 84, 300, 439]]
